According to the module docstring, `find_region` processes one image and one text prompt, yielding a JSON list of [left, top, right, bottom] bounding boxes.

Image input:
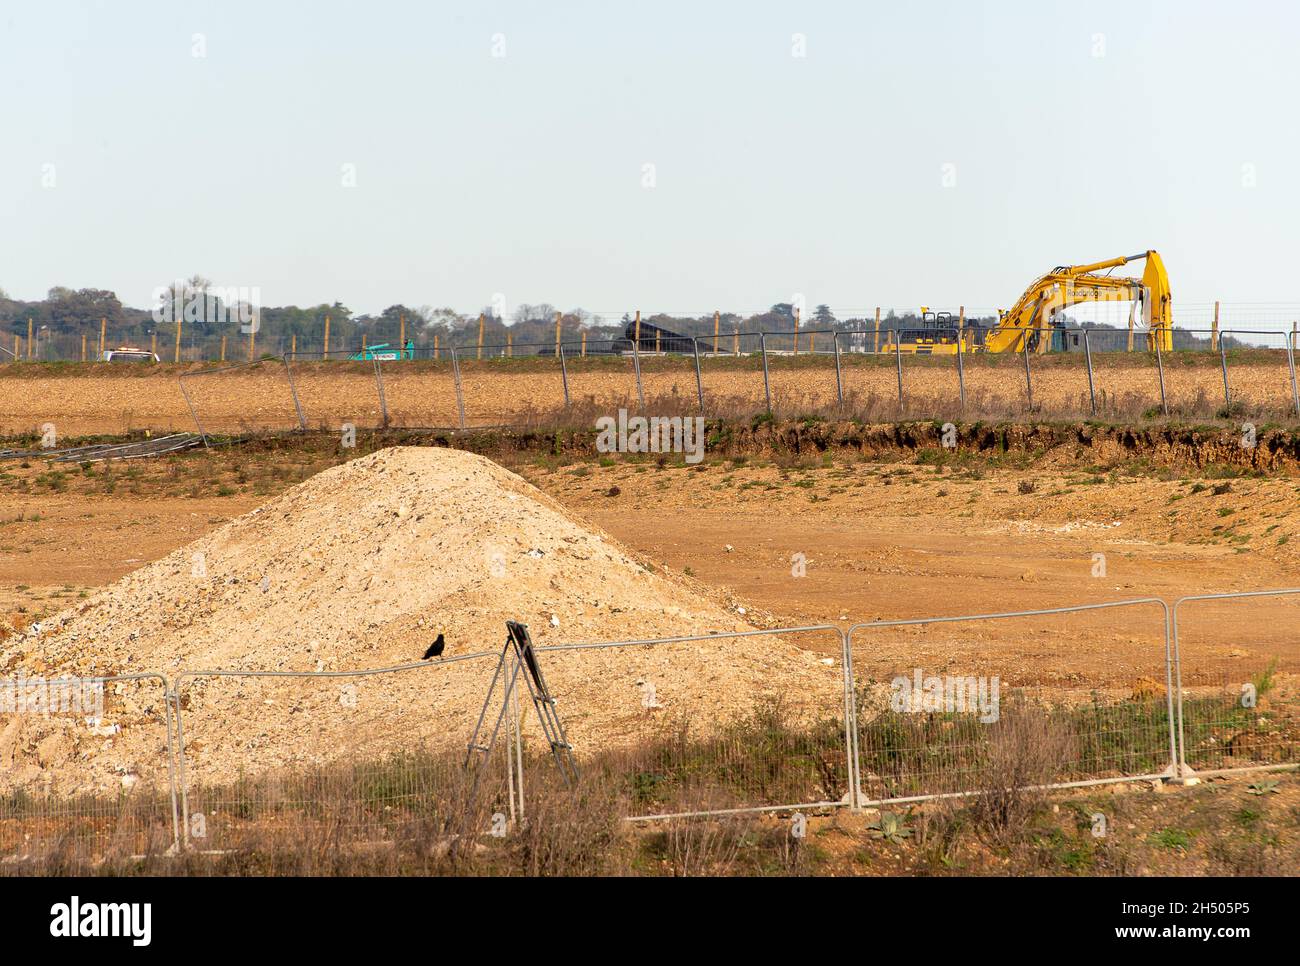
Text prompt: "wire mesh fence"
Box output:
[[11, 312, 1300, 438], [1171, 590, 1300, 779], [6, 593, 1300, 856], [533, 627, 853, 820], [0, 673, 178, 865], [171, 657, 501, 851], [845, 600, 1178, 807]]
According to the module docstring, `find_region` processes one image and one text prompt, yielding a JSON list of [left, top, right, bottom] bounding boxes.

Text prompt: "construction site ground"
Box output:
[[3, 426, 1296, 696]]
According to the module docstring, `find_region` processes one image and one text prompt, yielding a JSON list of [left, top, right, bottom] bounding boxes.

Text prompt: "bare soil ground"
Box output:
[[3, 432, 1296, 697], [3, 351, 1298, 436]]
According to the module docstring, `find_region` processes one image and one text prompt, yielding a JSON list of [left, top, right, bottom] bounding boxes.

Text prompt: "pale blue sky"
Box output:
[[1, 0, 1296, 320]]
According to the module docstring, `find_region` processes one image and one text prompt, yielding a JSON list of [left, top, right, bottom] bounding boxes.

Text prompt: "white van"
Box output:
[[101, 347, 160, 363]]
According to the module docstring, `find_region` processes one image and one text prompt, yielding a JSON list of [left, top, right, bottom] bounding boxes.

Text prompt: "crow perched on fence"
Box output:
[[423, 634, 445, 660]]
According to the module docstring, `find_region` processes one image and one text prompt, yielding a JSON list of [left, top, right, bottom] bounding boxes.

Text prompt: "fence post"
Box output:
[[894, 338, 904, 413], [283, 354, 308, 431], [760, 331, 772, 412], [956, 335, 966, 412], [1286, 326, 1300, 416], [372, 357, 389, 428], [631, 313, 645, 410], [172, 315, 180, 364], [450, 346, 467, 429], [691, 337, 704, 411], [1219, 336, 1231, 408], [81, 332, 87, 362], [874, 307, 881, 354], [1154, 337, 1169, 417], [323, 315, 331, 360], [27, 318, 33, 359], [482, 313, 489, 361], [1083, 328, 1097, 416], [1211, 300, 1220, 351], [840, 627, 860, 811], [434, 333, 440, 360], [220, 335, 226, 362], [713, 310, 720, 357], [178, 376, 209, 448], [832, 330, 844, 405], [581, 331, 586, 357], [793, 307, 800, 355], [1022, 341, 1034, 410], [558, 340, 571, 407], [732, 326, 739, 356]]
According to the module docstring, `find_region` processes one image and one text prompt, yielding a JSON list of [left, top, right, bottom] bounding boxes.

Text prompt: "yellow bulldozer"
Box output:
[[892, 250, 1174, 355]]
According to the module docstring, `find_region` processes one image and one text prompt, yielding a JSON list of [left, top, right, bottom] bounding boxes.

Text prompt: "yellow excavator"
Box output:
[[891, 250, 1173, 355], [983, 250, 1174, 354]]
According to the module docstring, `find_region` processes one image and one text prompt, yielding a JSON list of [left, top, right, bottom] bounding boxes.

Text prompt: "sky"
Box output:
[[1, 0, 1297, 322]]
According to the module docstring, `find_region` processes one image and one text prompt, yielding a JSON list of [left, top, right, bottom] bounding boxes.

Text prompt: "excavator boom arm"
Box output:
[[984, 250, 1173, 353]]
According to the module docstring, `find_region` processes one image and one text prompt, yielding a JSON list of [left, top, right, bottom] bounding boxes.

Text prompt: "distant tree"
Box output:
[[813, 304, 836, 326]]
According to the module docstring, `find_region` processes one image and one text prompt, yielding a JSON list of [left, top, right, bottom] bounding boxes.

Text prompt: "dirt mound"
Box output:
[[0, 447, 840, 794]]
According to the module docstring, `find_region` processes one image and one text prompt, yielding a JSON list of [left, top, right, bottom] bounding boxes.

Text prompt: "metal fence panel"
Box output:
[[1171, 589, 1300, 779], [0, 673, 178, 864], [172, 657, 500, 851], [846, 599, 1176, 808], [536, 626, 852, 820]]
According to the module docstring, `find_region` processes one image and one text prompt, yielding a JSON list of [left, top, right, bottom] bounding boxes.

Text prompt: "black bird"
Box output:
[[423, 633, 445, 660]]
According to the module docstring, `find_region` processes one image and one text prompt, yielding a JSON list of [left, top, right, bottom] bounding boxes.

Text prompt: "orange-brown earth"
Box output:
[[2, 439, 1296, 696]]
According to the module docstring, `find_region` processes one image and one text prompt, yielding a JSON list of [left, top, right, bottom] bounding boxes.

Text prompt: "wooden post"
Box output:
[[1212, 300, 1220, 351], [506, 332, 511, 358], [809, 332, 815, 353], [713, 310, 720, 357], [100, 317, 107, 360], [958, 305, 965, 347], [434, 333, 439, 360], [362, 333, 367, 353], [291, 333, 297, 356], [151, 332, 157, 358], [220, 335, 227, 362], [249, 319, 256, 361], [14, 335, 20, 359], [399, 313, 405, 351], [173, 315, 181, 363], [874, 307, 881, 353], [733, 326, 739, 356], [81, 332, 87, 362], [655, 328, 661, 354], [635, 310, 641, 353], [26, 319, 33, 359], [555, 311, 562, 356], [581, 331, 587, 357], [793, 307, 800, 355], [479, 313, 486, 360], [1127, 300, 1136, 352], [323, 315, 331, 359]]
